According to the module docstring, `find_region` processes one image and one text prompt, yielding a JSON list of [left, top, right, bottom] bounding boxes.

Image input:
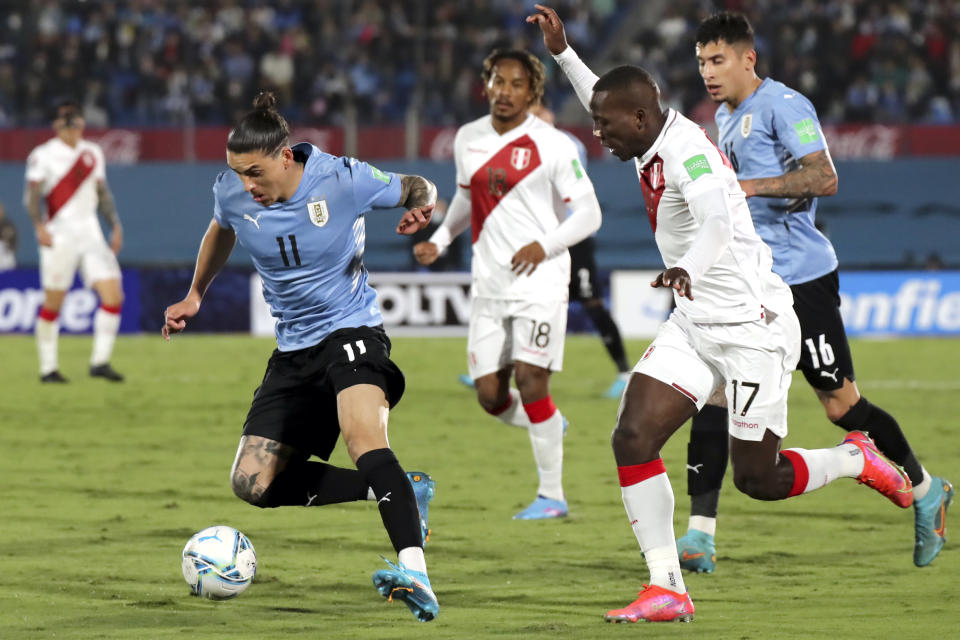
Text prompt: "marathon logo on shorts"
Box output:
[[732, 418, 760, 430], [641, 344, 655, 360], [308, 199, 329, 227], [510, 146, 532, 170]]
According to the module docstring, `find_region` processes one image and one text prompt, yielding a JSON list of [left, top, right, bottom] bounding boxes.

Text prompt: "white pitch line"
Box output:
[[858, 380, 960, 391]]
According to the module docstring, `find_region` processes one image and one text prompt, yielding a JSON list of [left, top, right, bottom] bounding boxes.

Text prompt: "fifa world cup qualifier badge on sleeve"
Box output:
[[308, 199, 329, 227]]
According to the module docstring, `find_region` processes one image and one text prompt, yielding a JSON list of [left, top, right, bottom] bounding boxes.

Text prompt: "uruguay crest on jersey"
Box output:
[[740, 113, 753, 138], [308, 198, 329, 227]]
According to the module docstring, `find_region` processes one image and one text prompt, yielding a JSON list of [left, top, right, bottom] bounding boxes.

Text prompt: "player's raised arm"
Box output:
[[162, 218, 236, 339], [395, 174, 437, 235], [528, 5, 599, 113]]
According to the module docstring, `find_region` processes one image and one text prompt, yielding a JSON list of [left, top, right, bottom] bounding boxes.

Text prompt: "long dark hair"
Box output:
[[226, 91, 290, 156]]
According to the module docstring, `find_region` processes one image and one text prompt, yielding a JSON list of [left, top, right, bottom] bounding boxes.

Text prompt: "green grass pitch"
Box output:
[[0, 333, 957, 639]]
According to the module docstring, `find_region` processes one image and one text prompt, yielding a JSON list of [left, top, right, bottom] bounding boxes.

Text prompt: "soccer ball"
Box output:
[[181, 525, 257, 600]]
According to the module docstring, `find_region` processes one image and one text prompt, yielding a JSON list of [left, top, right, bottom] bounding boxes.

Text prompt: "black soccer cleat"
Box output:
[[40, 370, 69, 383], [90, 363, 125, 382]]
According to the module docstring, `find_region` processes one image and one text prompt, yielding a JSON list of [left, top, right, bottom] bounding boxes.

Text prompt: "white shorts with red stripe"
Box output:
[[40, 231, 121, 290], [467, 296, 568, 379], [632, 307, 800, 442]]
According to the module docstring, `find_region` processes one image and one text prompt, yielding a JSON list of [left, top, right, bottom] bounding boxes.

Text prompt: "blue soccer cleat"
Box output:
[[406, 471, 435, 544], [914, 477, 954, 567], [372, 558, 438, 622], [604, 373, 630, 399], [513, 495, 568, 520], [676, 529, 717, 573], [458, 374, 474, 389]]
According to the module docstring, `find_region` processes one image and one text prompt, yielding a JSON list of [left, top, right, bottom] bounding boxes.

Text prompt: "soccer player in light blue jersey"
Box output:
[[162, 92, 440, 621], [675, 12, 952, 572]]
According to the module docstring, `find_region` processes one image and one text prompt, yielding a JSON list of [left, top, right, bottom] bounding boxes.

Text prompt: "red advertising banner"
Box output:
[[1, 124, 956, 163]]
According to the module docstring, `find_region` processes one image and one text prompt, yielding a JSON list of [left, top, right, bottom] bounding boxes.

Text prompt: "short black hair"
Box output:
[[51, 98, 81, 122], [227, 91, 290, 156], [481, 49, 546, 104], [593, 65, 659, 96], [696, 11, 754, 48]]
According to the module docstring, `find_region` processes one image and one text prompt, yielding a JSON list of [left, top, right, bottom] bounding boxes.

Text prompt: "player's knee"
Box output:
[[732, 469, 779, 501], [230, 471, 273, 508], [611, 419, 656, 459]]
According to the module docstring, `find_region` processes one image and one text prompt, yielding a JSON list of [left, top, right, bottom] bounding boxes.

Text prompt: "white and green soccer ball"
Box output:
[[181, 525, 257, 600]]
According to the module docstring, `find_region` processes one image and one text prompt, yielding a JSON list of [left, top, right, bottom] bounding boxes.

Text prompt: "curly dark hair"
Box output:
[[481, 49, 546, 104]]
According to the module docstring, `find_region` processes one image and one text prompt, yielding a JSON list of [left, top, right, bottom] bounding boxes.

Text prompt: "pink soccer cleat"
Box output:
[[842, 431, 913, 508], [604, 585, 695, 623]]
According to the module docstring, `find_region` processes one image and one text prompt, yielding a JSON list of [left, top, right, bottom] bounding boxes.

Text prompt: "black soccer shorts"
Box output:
[[241, 325, 405, 460], [568, 236, 601, 303], [790, 269, 856, 391]]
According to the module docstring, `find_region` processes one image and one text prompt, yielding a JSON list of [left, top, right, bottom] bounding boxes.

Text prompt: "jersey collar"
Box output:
[[729, 77, 770, 116], [485, 112, 536, 137], [638, 108, 677, 168]]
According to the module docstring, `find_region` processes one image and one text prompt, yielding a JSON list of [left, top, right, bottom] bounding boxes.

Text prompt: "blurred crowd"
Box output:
[[0, 0, 956, 128], [0, 0, 623, 128], [628, 0, 960, 125]]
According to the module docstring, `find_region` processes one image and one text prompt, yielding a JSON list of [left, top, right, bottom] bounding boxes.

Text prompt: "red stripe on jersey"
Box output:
[[638, 154, 664, 232], [45, 149, 97, 219], [469, 134, 542, 244], [617, 458, 667, 487], [699, 126, 734, 170]]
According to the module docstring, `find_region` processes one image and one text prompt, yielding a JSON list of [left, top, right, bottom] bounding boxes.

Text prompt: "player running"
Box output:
[[413, 49, 602, 520], [530, 4, 912, 623], [24, 99, 125, 383], [163, 92, 439, 622], [675, 12, 952, 573]]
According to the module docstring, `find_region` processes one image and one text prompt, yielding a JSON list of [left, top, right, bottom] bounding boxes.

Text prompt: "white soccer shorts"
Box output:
[[633, 307, 801, 442], [40, 232, 121, 290], [467, 296, 568, 379]]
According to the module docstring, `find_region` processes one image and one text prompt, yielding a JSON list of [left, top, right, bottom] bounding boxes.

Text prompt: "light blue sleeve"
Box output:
[[769, 93, 827, 161], [212, 172, 231, 229], [349, 159, 403, 213]]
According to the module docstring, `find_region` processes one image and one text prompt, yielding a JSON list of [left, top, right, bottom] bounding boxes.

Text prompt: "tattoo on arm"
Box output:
[[96, 181, 121, 227], [744, 150, 838, 199], [25, 183, 44, 226], [397, 174, 437, 209]]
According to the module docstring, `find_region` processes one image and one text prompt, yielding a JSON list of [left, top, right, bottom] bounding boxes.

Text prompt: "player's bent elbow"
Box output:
[[822, 174, 838, 196]]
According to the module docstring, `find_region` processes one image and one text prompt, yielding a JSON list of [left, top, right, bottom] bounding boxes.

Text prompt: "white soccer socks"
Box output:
[[91, 304, 121, 366], [487, 388, 532, 429], [781, 443, 864, 495], [618, 459, 687, 594], [35, 307, 60, 375], [523, 396, 564, 502]]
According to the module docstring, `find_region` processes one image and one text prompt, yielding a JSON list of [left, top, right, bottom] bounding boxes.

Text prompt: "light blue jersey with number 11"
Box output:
[[715, 78, 838, 286], [213, 142, 402, 351]]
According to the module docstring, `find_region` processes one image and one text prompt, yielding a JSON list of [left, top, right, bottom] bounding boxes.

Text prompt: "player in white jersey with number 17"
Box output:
[[24, 100, 125, 383], [529, 4, 913, 624], [414, 49, 601, 520]]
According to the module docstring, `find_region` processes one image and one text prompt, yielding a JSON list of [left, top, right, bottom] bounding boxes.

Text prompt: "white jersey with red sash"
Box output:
[[453, 113, 595, 300], [636, 109, 792, 323], [25, 137, 106, 239]]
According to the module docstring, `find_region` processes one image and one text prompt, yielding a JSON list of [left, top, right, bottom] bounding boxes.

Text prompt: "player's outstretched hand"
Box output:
[[651, 267, 694, 300], [511, 241, 547, 276], [413, 241, 441, 266], [162, 297, 201, 341], [526, 4, 568, 56], [396, 203, 435, 235]]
